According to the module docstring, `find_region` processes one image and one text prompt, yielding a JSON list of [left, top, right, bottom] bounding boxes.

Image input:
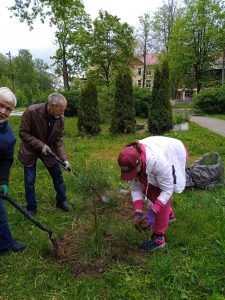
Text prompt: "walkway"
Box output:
[[10, 110, 24, 116], [190, 116, 225, 137]]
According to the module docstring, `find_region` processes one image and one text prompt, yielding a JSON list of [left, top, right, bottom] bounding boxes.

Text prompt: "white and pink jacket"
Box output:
[[130, 136, 187, 212]]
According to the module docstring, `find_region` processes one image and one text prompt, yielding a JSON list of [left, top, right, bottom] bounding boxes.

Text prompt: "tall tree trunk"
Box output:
[[62, 43, 70, 90], [222, 43, 225, 86], [142, 46, 147, 88]]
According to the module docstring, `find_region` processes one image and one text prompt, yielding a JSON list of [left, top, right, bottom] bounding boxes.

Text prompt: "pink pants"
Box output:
[[147, 184, 173, 235]]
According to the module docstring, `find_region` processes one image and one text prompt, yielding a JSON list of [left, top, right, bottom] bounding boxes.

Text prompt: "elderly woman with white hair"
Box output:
[[0, 87, 26, 254]]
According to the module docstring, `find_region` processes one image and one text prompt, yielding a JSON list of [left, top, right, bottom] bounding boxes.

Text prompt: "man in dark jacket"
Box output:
[[18, 93, 72, 217], [0, 87, 26, 254]]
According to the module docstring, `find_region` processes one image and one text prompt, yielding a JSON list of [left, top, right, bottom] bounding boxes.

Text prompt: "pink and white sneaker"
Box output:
[[138, 233, 166, 251]]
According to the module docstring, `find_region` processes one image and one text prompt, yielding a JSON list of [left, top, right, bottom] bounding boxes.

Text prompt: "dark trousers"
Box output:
[[24, 163, 67, 211], [0, 198, 15, 250]]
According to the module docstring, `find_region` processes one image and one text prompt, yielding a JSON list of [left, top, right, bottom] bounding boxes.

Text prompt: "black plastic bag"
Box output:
[[185, 167, 195, 187], [186, 152, 224, 189]]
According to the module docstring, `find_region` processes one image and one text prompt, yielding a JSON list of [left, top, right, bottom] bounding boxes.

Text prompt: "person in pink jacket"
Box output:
[[118, 136, 188, 251]]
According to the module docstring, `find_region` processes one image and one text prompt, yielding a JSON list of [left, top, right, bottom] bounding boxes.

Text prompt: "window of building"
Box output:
[[145, 80, 151, 88], [138, 80, 142, 87], [138, 68, 142, 75], [146, 69, 151, 76]]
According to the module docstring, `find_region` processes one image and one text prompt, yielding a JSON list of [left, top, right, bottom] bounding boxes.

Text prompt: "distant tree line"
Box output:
[[1, 0, 223, 136], [8, 0, 225, 94], [0, 49, 54, 106]]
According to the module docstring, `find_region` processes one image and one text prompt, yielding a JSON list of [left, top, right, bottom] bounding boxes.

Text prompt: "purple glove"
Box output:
[[134, 212, 143, 221], [140, 209, 156, 230], [134, 212, 143, 232]]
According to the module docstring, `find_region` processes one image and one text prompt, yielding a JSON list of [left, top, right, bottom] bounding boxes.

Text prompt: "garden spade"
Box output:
[[46, 148, 79, 177], [0, 192, 64, 258]]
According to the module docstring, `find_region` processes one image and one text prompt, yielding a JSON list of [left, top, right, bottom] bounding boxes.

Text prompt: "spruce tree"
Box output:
[[148, 59, 173, 134], [77, 79, 101, 135], [110, 70, 136, 134]]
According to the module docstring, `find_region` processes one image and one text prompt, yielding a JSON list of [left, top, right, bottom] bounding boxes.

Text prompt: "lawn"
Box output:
[[209, 115, 225, 121], [0, 116, 225, 300]]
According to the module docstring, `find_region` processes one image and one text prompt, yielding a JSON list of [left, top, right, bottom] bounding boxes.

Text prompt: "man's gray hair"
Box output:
[[0, 87, 17, 106], [48, 93, 67, 106]]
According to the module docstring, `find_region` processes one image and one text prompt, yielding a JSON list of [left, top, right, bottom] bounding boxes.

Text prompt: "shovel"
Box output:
[[0, 192, 64, 258], [47, 148, 79, 177]]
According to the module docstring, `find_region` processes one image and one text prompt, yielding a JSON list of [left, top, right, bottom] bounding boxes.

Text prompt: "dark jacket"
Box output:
[[18, 102, 67, 167], [0, 121, 16, 184]]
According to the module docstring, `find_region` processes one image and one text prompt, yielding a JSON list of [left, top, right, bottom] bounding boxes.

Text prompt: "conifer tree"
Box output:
[[148, 59, 173, 134], [110, 70, 136, 134], [78, 79, 101, 135]]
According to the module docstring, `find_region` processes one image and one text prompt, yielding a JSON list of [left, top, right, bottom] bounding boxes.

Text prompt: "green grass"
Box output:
[[173, 103, 193, 109], [14, 107, 26, 111], [209, 115, 225, 121], [1, 117, 225, 300]]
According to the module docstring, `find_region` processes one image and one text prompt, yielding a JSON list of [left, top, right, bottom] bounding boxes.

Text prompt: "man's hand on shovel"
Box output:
[[64, 161, 72, 171], [42, 144, 51, 155], [44, 147, 79, 177]]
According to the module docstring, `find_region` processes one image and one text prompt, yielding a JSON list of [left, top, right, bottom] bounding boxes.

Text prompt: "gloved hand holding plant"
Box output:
[[139, 209, 156, 231], [134, 211, 143, 232]]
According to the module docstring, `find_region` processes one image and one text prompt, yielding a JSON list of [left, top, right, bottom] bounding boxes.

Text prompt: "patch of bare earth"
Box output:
[[52, 192, 149, 277]]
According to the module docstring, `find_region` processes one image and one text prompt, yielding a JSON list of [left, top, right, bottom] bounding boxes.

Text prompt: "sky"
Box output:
[[0, 0, 164, 65]]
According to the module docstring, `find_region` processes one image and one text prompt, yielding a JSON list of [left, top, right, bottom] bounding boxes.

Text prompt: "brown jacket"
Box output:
[[18, 102, 67, 167]]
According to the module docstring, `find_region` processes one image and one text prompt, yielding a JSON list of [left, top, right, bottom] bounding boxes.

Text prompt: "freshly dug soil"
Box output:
[[52, 191, 150, 277]]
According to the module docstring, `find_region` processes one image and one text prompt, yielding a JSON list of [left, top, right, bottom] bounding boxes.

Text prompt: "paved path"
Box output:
[[10, 110, 24, 116], [190, 116, 225, 137]]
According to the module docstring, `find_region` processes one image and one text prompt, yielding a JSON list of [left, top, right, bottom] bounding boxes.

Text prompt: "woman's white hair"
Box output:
[[48, 93, 67, 106], [0, 87, 17, 107]]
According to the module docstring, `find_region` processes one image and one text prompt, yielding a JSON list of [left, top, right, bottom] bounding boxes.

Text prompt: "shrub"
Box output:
[[15, 88, 28, 107], [77, 79, 101, 135], [173, 112, 190, 124], [97, 85, 115, 124], [148, 60, 173, 134], [31, 89, 54, 104], [110, 70, 136, 134], [133, 87, 151, 118], [193, 86, 225, 114], [61, 89, 80, 117]]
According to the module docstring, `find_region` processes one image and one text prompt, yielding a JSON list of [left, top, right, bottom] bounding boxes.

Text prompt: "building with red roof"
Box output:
[[131, 53, 159, 89]]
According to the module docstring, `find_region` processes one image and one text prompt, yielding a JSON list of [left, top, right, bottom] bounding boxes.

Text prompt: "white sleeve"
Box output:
[[150, 158, 174, 205], [129, 179, 144, 202]]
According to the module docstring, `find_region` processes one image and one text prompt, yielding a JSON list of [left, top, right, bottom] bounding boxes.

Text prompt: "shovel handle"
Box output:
[[0, 193, 52, 234], [47, 149, 79, 177]]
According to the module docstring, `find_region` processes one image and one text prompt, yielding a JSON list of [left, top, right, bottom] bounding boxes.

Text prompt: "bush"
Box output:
[[61, 89, 80, 117], [77, 79, 101, 135], [173, 112, 190, 124], [148, 60, 173, 134], [15, 88, 28, 107], [110, 70, 136, 134], [97, 85, 115, 123], [133, 87, 151, 118], [193, 86, 225, 114], [31, 89, 54, 104]]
